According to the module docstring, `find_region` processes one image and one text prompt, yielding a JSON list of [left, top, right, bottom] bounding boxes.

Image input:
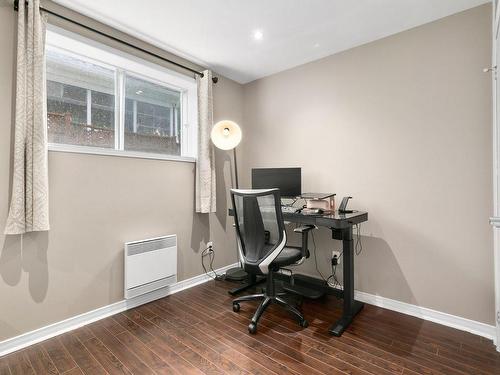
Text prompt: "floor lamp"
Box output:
[[211, 120, 247, 281]]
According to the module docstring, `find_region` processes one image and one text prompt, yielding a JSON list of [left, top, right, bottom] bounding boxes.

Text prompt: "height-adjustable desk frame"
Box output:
[[228, 208, 368, 336]]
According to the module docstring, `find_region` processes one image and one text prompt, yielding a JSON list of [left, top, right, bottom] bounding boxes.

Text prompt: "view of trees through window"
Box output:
[[46, 48, 182, 156]]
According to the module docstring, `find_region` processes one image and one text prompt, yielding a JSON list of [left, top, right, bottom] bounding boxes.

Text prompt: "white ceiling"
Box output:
[[53, 0, 490, 84]]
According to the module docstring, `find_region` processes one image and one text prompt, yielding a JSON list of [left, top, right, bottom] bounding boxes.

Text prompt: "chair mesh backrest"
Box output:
[[231, 189, 285, 263]]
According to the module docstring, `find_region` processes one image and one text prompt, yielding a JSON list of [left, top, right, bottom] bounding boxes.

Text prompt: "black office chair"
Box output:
[[230, 188, 314, 334]]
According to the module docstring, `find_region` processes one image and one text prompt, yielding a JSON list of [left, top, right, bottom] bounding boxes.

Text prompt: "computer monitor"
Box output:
[[251, 168, 301, 198]]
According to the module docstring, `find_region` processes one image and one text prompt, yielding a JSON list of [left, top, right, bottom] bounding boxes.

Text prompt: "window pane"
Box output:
[[124, 75, 181, 155], [91, 91, 114, 129], [46, 49, 115, 148]]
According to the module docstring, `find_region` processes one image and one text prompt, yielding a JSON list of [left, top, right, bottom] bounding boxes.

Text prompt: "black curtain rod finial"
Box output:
[[198, 72, 218, 84]]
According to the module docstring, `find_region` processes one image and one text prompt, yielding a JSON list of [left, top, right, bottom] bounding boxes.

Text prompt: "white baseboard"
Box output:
[[296, 270, 496, 344], [354, 290, 497, 343], [0, 263, 238, 357]]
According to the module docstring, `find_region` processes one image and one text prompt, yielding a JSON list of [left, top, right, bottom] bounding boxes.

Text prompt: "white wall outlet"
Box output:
[[332, 250, 341, 265], [207, 241, 213, 249]]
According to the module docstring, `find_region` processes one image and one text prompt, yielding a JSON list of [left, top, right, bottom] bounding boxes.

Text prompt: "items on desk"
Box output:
[[281, 205, 300, 213], [252, 167, 336, 214], [301, 192, 335, 212], [301, 208, 324, 215], [305, 198, 333, 211], [339, 196, 353, 213]]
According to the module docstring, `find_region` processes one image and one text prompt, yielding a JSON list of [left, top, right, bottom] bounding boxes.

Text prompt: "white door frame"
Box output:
[[491, 0, 500, 352]]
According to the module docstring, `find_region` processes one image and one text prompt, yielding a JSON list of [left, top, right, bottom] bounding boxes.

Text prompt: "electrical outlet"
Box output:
[[207, 241, 213, 249], [332, 250, 341, 265]]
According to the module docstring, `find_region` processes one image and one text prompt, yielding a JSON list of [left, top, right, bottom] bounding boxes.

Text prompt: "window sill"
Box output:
[[48, 143, 196, 163]]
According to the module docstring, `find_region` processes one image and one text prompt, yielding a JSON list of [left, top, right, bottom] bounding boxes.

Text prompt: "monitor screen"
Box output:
[[251, 168, 301, 198]]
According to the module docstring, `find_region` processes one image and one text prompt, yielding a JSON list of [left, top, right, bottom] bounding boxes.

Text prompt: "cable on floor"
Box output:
[[201, 246, 224, 281]]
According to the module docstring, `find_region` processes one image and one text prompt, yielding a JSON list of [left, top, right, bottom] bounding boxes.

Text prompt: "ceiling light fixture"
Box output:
[[136, 90, 143, 95], [253, 30, 263, 41]]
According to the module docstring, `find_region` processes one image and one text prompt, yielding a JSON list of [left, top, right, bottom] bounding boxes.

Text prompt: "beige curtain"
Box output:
[[195, 70, 216, 213], [5, 0, 49, 234]]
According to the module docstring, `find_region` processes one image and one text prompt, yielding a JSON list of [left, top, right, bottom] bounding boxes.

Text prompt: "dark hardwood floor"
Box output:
[[1, 279, 499, 374]]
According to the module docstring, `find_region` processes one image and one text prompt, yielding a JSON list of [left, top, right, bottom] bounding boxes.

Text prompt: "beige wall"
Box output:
[[0, 2, 241, 341], [241, 5, 494, 324]]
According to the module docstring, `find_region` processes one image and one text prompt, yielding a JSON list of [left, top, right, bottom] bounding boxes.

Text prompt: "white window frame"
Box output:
[[45, 25, 198, 163]]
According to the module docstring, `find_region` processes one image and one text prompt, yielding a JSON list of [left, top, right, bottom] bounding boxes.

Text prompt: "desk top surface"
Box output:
[[283, 210, 368, 228], [228, 208, 368, 229]]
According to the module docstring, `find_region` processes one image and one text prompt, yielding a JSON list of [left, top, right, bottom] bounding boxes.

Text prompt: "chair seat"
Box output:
[[272, 247, 303, 267]]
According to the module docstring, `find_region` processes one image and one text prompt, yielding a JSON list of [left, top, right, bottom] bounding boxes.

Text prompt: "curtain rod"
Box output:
[[13, 0, 218, 84]]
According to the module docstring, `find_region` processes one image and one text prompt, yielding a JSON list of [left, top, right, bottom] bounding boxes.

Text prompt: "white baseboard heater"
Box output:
[[124, 235, 177, 299]]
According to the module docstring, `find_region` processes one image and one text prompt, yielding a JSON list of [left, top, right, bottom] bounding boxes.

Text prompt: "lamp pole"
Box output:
[[210, 120, 247, 282], [233, 148, 239, 189]]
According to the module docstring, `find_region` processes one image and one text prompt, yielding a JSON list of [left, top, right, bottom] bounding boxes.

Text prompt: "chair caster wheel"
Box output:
[[300, 319, 309, 328], [232, 303, 240, 312], [248, 322, 257, 334]]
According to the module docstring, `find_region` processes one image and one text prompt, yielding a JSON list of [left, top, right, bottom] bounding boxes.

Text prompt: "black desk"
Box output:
[[228, 208, 368, 337]]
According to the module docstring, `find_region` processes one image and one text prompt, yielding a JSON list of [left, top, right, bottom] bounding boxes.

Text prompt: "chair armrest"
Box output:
[[292, 225, 315, 260], [293, 225, 315, 233]]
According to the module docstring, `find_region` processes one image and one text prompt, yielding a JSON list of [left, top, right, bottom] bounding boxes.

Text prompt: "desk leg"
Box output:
[[329, 226, 364, 336], [228, 274, 266, 296]]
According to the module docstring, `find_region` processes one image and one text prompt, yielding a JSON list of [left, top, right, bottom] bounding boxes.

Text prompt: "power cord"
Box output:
[[311, 231, 328, 282], [327, 251, 343, 289], [201, 245, 224, 281], [355, 224, 363, 255], [327, 224, 362, 289], [295, 220, 362, 288]]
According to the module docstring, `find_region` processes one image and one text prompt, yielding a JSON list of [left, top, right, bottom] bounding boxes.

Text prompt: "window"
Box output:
[[45, 27, 197, 161]]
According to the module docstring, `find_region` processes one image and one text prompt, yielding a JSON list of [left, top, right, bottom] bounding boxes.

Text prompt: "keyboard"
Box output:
[[281, 206, 297, 213]]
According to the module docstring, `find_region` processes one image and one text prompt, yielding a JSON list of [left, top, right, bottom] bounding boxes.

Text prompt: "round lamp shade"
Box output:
[[210, 120, 242, 150]]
